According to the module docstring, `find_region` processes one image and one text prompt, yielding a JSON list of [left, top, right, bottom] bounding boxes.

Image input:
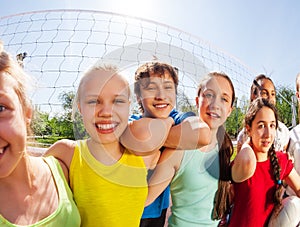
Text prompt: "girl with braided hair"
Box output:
[[229, 98, 300, 227]]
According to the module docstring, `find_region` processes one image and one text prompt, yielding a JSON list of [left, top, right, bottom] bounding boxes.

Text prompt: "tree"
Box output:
[[55, 91, 88, 139], [225, 98, 245, 138], [31, 106, 52, 136], [276, 86, 295, 129]]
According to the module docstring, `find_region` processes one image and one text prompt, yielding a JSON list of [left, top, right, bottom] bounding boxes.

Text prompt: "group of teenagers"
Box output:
[[1, 39, 300, 227]]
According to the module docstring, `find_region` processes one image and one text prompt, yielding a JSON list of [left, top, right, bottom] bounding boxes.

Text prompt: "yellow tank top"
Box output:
[[70, 140, 147, 227]]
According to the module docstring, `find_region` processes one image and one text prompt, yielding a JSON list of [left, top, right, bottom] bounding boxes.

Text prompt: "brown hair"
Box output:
[[245, 98, 283, 216], [197, 72, 235, 220], [250, 74, 275, 102], [134, 62, 179, 112]]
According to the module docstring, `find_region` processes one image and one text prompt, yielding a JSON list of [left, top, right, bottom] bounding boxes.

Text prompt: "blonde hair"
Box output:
[[0, 41, 33, 133], [72, 62, 130, 119]]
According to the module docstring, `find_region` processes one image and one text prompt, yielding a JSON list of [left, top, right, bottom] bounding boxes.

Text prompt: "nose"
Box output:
[[263, 125, 272, 138], [154, 87, 166, 100], [209, 96, 220, 110], [97, 103, 113, 117]]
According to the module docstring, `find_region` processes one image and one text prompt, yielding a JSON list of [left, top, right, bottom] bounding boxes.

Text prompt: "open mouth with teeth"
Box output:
[[95, 123, 118, 134], [154, 103, 169, 109], [207, 112, 220, 118]]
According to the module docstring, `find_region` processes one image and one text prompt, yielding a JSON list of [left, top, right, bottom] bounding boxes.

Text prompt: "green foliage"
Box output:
[[31, 90, 87, 145], [226, 106, 244, 138], [276, 86, 295, 128], [31, 108, 52, 136]]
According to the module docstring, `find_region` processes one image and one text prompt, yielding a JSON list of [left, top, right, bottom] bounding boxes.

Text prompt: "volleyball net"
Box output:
[[0, 9, 254, 115]]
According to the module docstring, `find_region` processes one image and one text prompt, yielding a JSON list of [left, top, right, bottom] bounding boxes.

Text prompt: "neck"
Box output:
[[87, 139, 124, 165], [0, 154, 37, 192]]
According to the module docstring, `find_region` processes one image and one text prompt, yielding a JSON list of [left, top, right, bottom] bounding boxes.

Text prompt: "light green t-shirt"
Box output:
[[0, 156, 81, 227], [169, 146, 220, 227]]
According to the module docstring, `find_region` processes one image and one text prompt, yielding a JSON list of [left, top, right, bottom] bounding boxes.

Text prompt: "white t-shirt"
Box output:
[[286, 124, 300, 196]]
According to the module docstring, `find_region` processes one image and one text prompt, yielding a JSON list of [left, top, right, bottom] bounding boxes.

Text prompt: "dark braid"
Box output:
[[268, 145, 284, 216], [212, 125, 234, 220], [245, 98, 283, 217]]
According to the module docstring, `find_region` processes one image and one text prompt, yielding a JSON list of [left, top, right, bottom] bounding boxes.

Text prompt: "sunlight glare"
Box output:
[[108, 0, 154, 19]]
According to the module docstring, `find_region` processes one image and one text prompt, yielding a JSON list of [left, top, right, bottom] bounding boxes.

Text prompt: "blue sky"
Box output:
[[1, 0, 300, 89]]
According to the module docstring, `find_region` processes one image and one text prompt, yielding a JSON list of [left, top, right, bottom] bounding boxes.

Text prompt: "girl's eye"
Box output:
[[87, 100, 98, 105], [258, 124, 265, 129], [270, 123, 276, 128], [0, 105, 6, 112], [221, 97, 229, 102], [114, 99, 126, 104], [204, 93, 213, 98]]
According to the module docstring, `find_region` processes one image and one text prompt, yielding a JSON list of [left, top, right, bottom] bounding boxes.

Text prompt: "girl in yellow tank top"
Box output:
[[46, 63, 149, 227]]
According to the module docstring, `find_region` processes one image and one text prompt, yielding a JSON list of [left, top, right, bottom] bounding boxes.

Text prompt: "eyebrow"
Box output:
[[256, 120, 276, 124]]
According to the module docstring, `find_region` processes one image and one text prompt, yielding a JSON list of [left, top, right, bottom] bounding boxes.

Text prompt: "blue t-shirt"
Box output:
[[130, 109, 195, 218]]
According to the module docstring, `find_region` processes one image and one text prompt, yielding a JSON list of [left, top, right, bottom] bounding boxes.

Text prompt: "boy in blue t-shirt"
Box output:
[[121, 62, 208, 226]]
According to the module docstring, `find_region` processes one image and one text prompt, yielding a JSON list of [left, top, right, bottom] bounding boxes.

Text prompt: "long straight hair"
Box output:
[[197, 72, 235, 220]]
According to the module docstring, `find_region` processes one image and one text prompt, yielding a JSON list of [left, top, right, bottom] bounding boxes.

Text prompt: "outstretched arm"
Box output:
[[120, 117, 174, 156], [145, 148, 183, 206], [164, 116, 211, 150]]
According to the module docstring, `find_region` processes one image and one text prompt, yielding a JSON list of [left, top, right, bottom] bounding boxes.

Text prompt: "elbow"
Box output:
[[145, 198, 153, 207], [232, 159, 256, 182], [145, 193, 156, 207]]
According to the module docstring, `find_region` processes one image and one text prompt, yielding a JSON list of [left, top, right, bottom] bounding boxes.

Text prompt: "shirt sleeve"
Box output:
[[278, 152, 294, 179]]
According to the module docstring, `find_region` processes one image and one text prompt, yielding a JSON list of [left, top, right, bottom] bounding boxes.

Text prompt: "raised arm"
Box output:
[[120, 117, 174, 156], [145, 148, 183, 206], [164, 116, 211, 150], [231, 143, 257, 182]]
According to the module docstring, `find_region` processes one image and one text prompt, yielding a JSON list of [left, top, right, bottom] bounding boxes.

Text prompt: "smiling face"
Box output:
[[137, 72, 176, 118], [0, 72, 31, 178], [77, 69, 130, 145], [196, 75, 233, 130], [247, 106, 277, 160], [252, 78, 276, 104]]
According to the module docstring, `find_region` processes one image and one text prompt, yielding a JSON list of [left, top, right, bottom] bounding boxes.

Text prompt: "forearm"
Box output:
[[164, 116, 211, 150], [120, 117, 174, 155]]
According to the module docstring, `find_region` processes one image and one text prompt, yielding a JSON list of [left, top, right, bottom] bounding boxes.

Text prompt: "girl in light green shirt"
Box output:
[[146, 72, 235, 226]]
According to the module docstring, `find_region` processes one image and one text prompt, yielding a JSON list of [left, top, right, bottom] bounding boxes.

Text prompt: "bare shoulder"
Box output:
[[48, 139, 76, 152], [44, 139, 77, 168]]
